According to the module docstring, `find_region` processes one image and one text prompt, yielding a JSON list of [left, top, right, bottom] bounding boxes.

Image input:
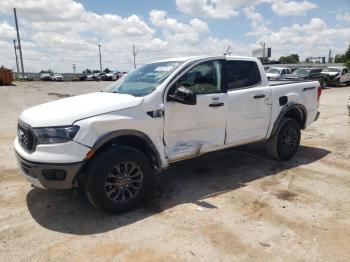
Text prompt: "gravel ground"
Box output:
[[0, 81, 349, 261]]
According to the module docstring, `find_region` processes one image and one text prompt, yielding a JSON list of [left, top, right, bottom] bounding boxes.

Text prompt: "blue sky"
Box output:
[[0, 0, 349, 72]]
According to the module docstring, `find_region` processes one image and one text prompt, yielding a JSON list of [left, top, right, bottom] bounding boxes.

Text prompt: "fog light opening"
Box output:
[[42, 169, 67, 181]]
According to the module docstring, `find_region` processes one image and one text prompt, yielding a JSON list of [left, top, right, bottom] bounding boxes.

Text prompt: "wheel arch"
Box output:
[[270, 103, 307, 138], [90, 130, 162, 171]]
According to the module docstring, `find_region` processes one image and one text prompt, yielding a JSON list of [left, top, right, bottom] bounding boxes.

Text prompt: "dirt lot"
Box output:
[[0, 81, 350, 261]]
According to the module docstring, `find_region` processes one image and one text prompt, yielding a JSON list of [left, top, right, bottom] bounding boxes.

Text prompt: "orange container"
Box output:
[[0, 67, 14, 85]]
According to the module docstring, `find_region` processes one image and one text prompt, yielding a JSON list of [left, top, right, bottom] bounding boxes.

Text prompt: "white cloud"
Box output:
[[0, 21, 16, 39], [0, 1, 235, 72], [244, 7, 271, 36], [0, 0, 348, 73], [175, 0, 261, 19], [270, 0, 318, 16], [176, 0, 318, 18], [149, 9, 209, 45], [256, 18, 350, 59], [336, 12, 350, 23]]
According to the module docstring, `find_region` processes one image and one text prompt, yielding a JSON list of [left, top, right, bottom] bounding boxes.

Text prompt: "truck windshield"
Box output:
[[103, 61, 183, 96], [292, 69, 310, 76], [267, 68, 281, 74]]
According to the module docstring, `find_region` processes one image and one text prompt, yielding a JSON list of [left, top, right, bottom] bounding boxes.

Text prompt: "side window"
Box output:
[[310, 70, 321, 77], [281, 69, 286, 75], [173, 61, 222, 95], [226, 60, 261, 90], [343, 68, 348, 74]]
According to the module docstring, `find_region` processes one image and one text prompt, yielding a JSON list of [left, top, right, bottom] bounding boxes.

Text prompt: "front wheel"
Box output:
[[85, 146, 154, 213], [265, 118, 301, 160]]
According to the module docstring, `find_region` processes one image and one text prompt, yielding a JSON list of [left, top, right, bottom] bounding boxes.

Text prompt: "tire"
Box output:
[[265, 118, 301, 161], [85, 146, 154, 213], [335, 80, 340, 87]]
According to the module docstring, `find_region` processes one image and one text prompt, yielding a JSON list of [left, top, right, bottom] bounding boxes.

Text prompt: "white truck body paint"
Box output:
[[15, 55, 321, 189], [19, 92, 143, 127]]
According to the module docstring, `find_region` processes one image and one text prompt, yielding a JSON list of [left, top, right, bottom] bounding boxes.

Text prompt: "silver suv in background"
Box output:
[[266, 67, 291, 80]]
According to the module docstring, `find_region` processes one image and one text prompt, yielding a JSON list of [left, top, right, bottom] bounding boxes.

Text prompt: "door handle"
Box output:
[[253, 94, 266, 99], [209, 103, 224, 107]]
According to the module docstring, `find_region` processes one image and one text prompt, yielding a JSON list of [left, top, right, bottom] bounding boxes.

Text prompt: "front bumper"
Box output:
[[16, 153, 85, 189]]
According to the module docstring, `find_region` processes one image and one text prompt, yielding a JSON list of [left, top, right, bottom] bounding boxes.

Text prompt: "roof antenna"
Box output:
[[224, 45, 231, 56]]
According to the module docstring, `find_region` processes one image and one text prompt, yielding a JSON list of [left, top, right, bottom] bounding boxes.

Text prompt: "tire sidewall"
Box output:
[[276, 119, 301, 160], [86, 146, 153, 213]]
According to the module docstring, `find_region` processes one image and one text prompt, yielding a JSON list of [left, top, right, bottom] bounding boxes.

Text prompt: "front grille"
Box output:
[[18, 123, 35, 152]]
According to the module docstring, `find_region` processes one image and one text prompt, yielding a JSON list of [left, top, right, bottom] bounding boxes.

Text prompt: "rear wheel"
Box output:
[[85, 146, 154, 213], [265, 118, 301, 160]]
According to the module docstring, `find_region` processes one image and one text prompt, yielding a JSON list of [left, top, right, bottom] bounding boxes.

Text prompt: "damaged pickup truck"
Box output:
[[321, 66, 350, 87], [15, 56, 322, 213]]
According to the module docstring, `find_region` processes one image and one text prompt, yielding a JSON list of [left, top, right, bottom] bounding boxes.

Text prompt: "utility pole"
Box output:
[[13, 39, 20, 73], [14, 8, 25, 77], [98, 44, 102, 72], [72, 64, 76, 78], [133, 45, 137, 69]]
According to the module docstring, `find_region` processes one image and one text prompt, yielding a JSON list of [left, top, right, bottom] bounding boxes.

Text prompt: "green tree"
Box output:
[[103, 68, 111, 73], [334, 45, 350, 67], [279, 54, 300, 64], [258, 57, 269, 64], [82, 68, 92, 74], [334, 54, 345, 63], [39, 69, 53, 74]]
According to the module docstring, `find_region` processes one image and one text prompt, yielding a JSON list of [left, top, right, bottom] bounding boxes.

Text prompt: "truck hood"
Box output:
[[20, 92, 143, 127], [321, 72, 339, 77]]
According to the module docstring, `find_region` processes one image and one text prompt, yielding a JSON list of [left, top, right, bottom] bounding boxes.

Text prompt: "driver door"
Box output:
[[164, 60, 227, 162]]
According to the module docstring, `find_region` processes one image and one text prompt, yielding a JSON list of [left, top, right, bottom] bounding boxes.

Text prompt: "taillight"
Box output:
[[317, 86, 322, 102]]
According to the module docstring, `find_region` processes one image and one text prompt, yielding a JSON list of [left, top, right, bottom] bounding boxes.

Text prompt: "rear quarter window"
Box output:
[[226, 60, 261, 90]]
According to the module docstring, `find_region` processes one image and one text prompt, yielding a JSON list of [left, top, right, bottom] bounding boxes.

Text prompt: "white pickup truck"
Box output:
[[15, 56, 321, 213]]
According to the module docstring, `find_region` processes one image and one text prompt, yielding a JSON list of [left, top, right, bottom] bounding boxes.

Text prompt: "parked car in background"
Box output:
[[115, 71, 127, 80], [18, 75, 34, 81], [266, 67, 291, 80], [284, 68, 326, 87], [86, 73, 98, 81], [101, 72, 117, 81], [51, 74, 64, 81], [39, 73, 52, 81], [79, 75, 88, 81], [321, 67, 350, 87]]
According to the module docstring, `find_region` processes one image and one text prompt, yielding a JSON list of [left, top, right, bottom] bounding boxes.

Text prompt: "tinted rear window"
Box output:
[[226, 60, 261, 90]]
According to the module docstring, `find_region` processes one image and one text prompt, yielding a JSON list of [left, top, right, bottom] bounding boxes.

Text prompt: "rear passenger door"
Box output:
[[225, 59, 272, 145]]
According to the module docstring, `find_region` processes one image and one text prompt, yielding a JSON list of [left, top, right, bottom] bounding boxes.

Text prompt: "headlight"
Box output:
[[32, 126, 80, 144]]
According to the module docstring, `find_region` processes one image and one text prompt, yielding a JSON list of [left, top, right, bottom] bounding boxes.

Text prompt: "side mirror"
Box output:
[[168, 86, 196, 105]]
